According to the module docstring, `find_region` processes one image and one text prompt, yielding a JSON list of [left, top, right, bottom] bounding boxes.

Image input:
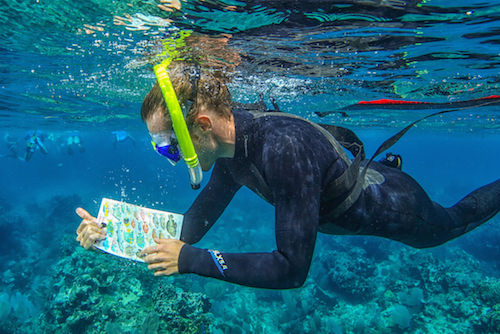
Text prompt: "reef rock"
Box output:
[[152, 284, 211, 333]]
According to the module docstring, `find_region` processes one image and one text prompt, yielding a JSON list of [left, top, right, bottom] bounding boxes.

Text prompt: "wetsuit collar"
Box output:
[[232, 108, 255, 161]]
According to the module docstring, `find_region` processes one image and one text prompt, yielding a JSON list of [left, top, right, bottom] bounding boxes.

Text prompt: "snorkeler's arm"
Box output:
[[36, 137, 48, 154], [181, 160, 242, 244], [178, 136, 321, 288]]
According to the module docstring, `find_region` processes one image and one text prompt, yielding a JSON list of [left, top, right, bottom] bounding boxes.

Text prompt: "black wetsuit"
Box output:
[[178, 108, 500, 289]]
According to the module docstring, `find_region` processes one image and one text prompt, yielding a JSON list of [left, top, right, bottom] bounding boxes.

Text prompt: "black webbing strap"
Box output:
[[324, 100, 498, 220]]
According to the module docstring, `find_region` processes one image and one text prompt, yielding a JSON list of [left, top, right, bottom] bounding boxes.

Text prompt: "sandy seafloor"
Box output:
[[0, 126, 499, 333]]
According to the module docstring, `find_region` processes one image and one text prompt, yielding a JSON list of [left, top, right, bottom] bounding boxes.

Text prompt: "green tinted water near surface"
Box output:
[[0, 0, 498, 131]]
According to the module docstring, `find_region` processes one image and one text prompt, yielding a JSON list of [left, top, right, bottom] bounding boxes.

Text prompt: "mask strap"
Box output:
[[189, 64, 201, 106]]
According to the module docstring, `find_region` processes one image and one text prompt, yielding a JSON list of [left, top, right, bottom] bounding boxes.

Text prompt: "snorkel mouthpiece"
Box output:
[[153, 62, 203, 190]]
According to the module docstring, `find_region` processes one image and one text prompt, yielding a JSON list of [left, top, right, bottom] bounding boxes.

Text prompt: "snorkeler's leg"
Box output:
[[1, 142, 20, 159], [445, 179, 500, 236], [1, 152, 21, 160], [7, 142, 18, 156], [391, 178, 500, 248], [36, 137, 48, 154], [339, 163, 498, 248], [25, 149, 33, 162]]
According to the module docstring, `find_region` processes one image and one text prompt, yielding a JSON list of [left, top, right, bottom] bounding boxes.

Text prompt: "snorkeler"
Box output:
[[111, 130, 136, 147], [24, 131, 48, 162], [66, 130, 85, 155], [76, 60, 499, 289]]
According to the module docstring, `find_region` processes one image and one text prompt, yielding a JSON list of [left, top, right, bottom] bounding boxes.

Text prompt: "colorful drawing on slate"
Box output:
[[94, 198, 183, 262]]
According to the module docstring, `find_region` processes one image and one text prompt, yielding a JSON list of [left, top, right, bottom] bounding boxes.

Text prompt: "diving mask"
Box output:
[[150, 130, 181, 165]]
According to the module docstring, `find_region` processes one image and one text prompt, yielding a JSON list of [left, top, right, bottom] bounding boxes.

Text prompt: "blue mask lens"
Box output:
[[155, 143, 181, 163], [150, 131, 181, 165]]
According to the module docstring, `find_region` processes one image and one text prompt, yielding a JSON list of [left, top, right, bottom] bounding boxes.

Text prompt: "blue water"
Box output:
[[0, 0, 499, 333]]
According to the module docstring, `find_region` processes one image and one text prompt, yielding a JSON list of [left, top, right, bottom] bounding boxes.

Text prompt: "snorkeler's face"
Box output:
[[150, 130, 181, 165], [146, 109, 218, 171], [145, 111, 178, 164]]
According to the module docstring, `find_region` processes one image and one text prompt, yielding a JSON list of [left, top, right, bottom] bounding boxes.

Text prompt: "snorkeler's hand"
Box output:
[[141, 237, 185, 276], [75, 207, 106, 250]]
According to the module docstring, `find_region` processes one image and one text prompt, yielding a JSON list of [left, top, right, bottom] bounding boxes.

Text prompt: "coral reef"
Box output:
[[1, 195, 499, 333], [34, 235, 212, 334], [314, 247, 377, 302], [153, 284, 211, 333]]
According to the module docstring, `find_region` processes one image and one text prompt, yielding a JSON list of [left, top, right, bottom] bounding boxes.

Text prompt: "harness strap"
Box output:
[[249, 111, 366, 217]]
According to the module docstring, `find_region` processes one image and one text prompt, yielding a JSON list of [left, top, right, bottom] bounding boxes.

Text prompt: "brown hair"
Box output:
[[141, 33, 240, 127]]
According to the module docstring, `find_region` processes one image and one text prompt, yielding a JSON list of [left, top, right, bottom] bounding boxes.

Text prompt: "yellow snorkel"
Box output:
[[153, 31, 203, 190]]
